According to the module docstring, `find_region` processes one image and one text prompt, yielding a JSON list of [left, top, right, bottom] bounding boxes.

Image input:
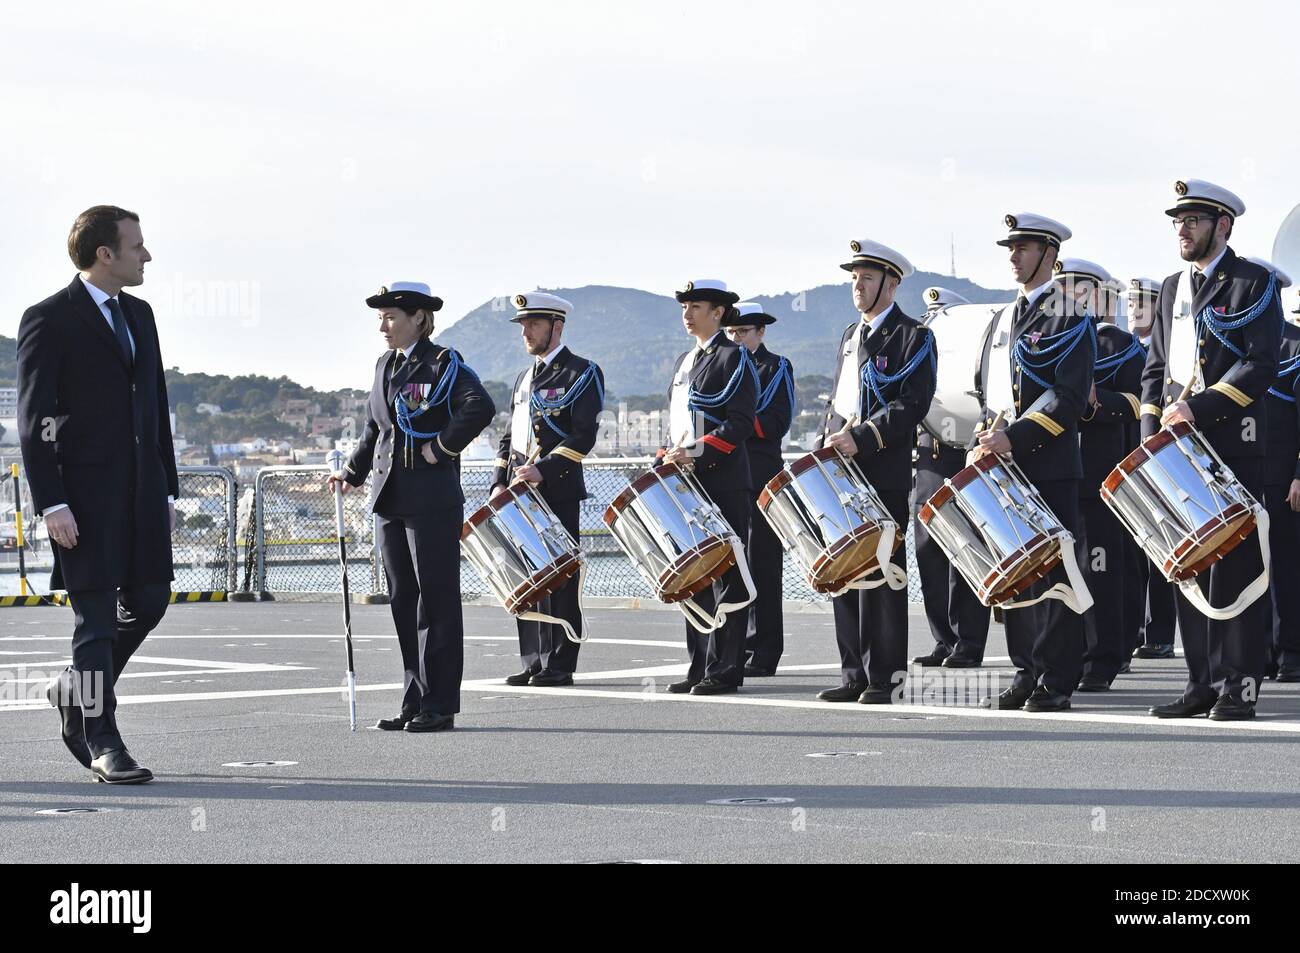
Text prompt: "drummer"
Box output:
[[721, 302, 796, 678], [912, 285, 990, 670], [1126, 276, 1178, 662], [1055, 258, 1144, 691], [491, 292, 605, 688], [1255, 262, 1300, 684], [662, 279, 758, 695], [817, 241, 936, 704], [1140, 179, 1282, 720], [974, 214, 1092, 712]]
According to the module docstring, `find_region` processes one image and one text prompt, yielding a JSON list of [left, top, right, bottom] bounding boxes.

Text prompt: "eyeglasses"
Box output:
[[1171, 214, 1218, 230], [725, 327, 757, 336]]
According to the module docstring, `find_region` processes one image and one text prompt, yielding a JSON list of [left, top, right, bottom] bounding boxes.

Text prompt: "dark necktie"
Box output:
[[104, 298, 133, 365], [1192, 270, 1206, 295], [1013, 296, 1030, 323], [534, 358, 546, 381], [387, 350, 406, 389]]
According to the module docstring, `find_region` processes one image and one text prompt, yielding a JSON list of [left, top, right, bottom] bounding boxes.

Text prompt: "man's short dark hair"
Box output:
[[67, 206, 140, 270]]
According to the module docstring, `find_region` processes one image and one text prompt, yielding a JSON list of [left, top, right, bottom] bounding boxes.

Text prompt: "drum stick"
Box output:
[[509, 446, 544, 487]]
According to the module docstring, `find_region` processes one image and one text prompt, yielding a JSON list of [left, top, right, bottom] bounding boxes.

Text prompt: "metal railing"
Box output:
[[249, 458, 922, 605], [1, 465, 238, 596]]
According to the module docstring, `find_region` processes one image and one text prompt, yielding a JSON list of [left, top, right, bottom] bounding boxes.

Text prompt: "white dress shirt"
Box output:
[[832, 303, 895, 421], [80, 276, 136, 358]]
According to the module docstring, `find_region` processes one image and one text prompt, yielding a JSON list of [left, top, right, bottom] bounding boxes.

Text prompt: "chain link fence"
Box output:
[[0, 464, 237, 596], [250, 459, 921, 605], [255, 466, 380, 596]]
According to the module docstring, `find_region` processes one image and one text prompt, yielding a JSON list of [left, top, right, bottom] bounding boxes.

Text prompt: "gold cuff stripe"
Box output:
[[493, 457, 509, 468], [1026, 411, 1064, 437], [1140, 403, 1163, 418], [552, 447, 587, 463], [1121, 393, 1141, 419], [1209, 381, 1252, 408], [436, 436, 459, 457], [865, 420, 884, 450]]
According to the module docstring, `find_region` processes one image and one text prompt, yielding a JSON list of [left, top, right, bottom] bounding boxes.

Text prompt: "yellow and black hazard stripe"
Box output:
[[0, 594, 69, 607], [169, 591, 227, 603], [0, 591, 227, 607]]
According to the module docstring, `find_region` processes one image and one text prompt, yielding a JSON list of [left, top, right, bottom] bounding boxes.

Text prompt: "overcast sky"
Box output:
[[3, 0, 1297, 389]]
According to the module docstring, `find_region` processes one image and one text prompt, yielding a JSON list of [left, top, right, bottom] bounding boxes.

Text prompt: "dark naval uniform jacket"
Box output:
[[491, 346, 605, 504], [747, 343, 794, 490], [976, 287, 1093, 486], [663, 332, 757, 492], [1263, 322, 1300, 487], [17, 277, 179, 590], [344, 336, 495, 514], [1140, 248, 1281, 457], [817, 305, 937, 491], [1080, 322, 1145, 494]]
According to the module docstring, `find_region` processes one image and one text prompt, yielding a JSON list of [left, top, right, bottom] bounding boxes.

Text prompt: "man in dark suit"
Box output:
[[1257, 267, 1300, 683], [913, 285, 990, 670], [1126, 277, 1179, 660], [329, 282, 494, 732], [491, 292, 604, 687], [661, 279, 758, 695], [1140, 180, 1282, 721], [19, 205, 178, 783], [721, 302, 795, 677], [1055, 259, 1145, 691], [974, 214, 1093, 713], [816, 240, 936, 705]]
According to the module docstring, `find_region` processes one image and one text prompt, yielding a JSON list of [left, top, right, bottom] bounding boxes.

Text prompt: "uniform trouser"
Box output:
[[831, 489, 909, 689], [1121, 534, 1146, 655], [515, 498, 584, 675], [743, 491, 785, 672], [377, 509, 464, 715], [1079, 495, 1129, 682], [1172, 458, 1268, 704], [686, 489, 751, 687], [1142, 560, 1178, 647], [1002, 479, 1085, 696], [913, 468, 991, 661], [1263, 483, 1300, 669], [66, 584, 171, 757]]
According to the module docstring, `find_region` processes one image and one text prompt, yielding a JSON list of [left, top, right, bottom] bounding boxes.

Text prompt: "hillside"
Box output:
[[436, 274, 1014, 396]]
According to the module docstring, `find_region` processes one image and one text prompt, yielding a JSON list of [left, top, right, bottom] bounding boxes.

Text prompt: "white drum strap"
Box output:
[[999, 532, 1095, 615], [834, 523, 908, 594], [516, 560, 590, 645], [1178, 505, 1271, 621], [675, 534, 758, 633]]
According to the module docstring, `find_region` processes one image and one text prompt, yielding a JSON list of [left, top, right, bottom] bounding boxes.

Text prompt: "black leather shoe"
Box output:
[[743, 665, 776, 677], [817, 683, 867, 702], [941, 655, 982, 669], [912, 648, 950, 667], [1024, 687, 1071, 712], [1277, 667, 1300, 683], [1076, 675, 1111, 692], [666, 679, 699, 694], [505, 670, 539, 686], [529, 671, 574, 687], [90, 749, 153, 784], [405, 712, 455, 732], [691, 679, 738, 696], [1208, 696, 1256, 721], [375, 710, 417, 731], [47, 669, 91, 769], [1149, 695, 1215, 718], [1135, 644, 1174, 659], [857, 685, 894, 705], [980, 686, 1032, 710]]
